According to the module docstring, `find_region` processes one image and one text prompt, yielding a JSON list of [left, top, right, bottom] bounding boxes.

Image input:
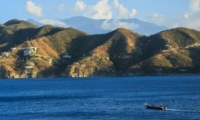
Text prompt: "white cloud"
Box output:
[[183, 0, 200, 20], [117, 4, 129, 18], [179, 0, 200, 29], [130, 9, 137, 18], [186, 20, 200, 29], [91, 0, 112, 19], [101, 19, 138, 30], [26, 1, 43, 17], [39, 19, 68, 27], [113, 0, 137, 19], [184, 19, 200, 29], [73, 0, 112, 19], [183, 12, 190, 19], [149, 13, 163, 19], [113, 0, 120, 7], [171, 23, 180, 28], [73, 0, 137, 19], [189, 0, 200, 13], [113, 0, 128, 18], [148, 13, 165, 25], [74, 1, 87, 11]]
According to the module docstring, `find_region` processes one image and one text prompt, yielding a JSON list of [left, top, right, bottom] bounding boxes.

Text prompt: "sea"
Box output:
[[0, 76, 200, 120]]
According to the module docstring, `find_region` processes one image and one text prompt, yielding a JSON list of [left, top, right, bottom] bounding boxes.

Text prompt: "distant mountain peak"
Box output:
[[69, 16, 93, 20], [27, 19, 44, 27], [27, 16, 168, 36]]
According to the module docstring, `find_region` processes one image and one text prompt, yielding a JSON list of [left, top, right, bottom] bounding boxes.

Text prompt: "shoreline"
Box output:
[[1, 73, 200, 79]]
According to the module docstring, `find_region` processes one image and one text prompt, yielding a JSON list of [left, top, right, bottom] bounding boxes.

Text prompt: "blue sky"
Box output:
[[1, 0, 200, 29]]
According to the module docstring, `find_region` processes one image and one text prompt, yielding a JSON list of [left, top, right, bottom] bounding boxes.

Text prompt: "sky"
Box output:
[[1, 0, 200, 30]]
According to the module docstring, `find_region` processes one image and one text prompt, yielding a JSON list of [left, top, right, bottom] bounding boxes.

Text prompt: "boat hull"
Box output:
[[145, 103, 167, 110]]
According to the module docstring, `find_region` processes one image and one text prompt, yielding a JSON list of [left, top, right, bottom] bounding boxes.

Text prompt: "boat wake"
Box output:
[[166, 109, 200, 112]]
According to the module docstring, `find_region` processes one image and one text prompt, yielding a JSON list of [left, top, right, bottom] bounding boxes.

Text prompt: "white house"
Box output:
[[81, 63, 86, 67], [30, 47, 37, 53], [179, 69, 187, 72], [24, 49, 32, 56], [11, 47, 16, 51], [63, 53, 71, 59], [1, 52, 9, 57], [23, 47, 37, 56], [106, 57, 110, 60], [25, 66, 34, 69], [48, 58, 52, 64], [25, 61, 35, 69]]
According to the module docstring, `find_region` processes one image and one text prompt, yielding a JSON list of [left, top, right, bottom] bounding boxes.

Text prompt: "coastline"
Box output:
[[1, 73, 200, 79]]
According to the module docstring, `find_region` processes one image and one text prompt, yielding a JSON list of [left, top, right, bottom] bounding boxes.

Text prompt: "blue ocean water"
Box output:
[[0, 76, 200, 120]]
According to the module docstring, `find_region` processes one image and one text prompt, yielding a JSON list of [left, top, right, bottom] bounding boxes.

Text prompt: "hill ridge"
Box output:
[[0, 20, 200, 78]]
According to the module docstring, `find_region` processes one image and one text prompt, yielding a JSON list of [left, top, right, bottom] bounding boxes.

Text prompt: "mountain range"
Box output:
[[0, 19, 200, 78], [27, 16, 167, 36]]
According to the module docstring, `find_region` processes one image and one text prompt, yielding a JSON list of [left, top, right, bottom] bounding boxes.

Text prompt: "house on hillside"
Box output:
[[106, 57, 110, 60], [23, 47, 37, 56], [24, 49, 32, 56], [179, 69, 187, 72], [63, 53, 71, 59], [1, 52, 9, 57], [25, 61, 35, 69], [164, 44, 172, 50], [161, 44, 173, 52], [81, 63, 86, 68], [11, 47, 16, 51], [48, 58, 52, 65]]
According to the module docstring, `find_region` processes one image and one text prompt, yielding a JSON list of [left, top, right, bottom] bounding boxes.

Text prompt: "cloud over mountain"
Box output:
[[72, 0, 137, 19], [112, 0, 137, 18], [27, 16, 167, 36], [148, 13, 165, 25], [101, 19, 138, 30], [189, 0, 200, 13], [39, 19, 68, 27], [181, 0, 200, 29], [74, 1, 87, 11], [26, 0, 43, 17]]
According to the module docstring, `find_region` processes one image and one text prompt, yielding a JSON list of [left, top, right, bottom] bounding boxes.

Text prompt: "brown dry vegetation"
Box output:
[[92, 45, 108, 56], [1, 19, 200, 78], [31, 37, 59, 58]]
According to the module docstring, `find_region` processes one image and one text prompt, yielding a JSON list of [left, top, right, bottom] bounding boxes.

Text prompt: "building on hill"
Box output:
[[11, 47, 16, 51], [25, 61, 35, 69], [23, 47, 37, 56], [1, 52, 9, 57], [161, 44, 174, 52], [164, 44, 172, 50], [48, 58, 52, 65], [63, 53, 71, 59], [24, 49, 31, 56], [106, 57, 110, 60], [179, 69, 187, 72], [81, 63, 86, 68]]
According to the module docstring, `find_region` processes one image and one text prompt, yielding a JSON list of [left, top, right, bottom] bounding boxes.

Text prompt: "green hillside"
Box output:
[[0, 19, 200, 78], [4, 19, 38, 28], [48, 27, 87, 54], [159, 27, 200, 47]]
